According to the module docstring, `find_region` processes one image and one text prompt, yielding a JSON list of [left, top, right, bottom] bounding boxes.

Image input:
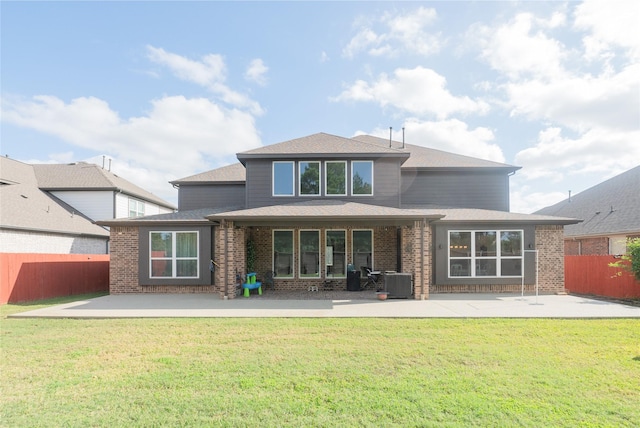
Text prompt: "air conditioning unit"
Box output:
[[384, 273, 412, 299]]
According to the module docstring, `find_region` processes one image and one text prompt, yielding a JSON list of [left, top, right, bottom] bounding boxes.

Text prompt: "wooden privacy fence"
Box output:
[[565, 255, 640, 299], [0, 253, 110, 304]]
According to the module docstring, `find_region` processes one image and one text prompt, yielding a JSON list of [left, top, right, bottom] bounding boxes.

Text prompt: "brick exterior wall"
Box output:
[[535, 225, 566, 293], [239, 223, 430, 300], [109, 226, 140, 293], [0, 229, 108, 254], [110, 226, 219, 295], [564, 237, 609, 255]]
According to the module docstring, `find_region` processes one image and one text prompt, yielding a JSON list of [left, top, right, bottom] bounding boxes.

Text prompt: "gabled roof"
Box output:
[[236, 132, 411, 163], [33, 162, 176, 209], [352, 135, 520, 171], [170, 163, 246, 185], [0, 158, 109, 237], [535, 165, 640, 237]]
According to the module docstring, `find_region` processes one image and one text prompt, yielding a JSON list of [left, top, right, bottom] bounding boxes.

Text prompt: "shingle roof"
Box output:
[[535, 165, 640, 237], [206, 200, 443, 223], [352, 134, 520, 171], [96, 206, 242, 226], [33, 162, 176, 209], [408, 206, 579, 225], [170, 163, 246, 185], [0, 158, 110, 237], [237, 132, 410, 159]]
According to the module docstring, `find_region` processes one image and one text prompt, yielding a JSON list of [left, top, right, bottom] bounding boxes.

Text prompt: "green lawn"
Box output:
[[1, 296, 639, 427]]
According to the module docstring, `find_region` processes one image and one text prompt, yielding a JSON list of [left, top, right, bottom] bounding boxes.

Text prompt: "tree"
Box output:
[[609, 237, 640, 281]]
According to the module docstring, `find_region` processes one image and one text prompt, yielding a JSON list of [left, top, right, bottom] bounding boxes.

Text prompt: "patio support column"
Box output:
[[402, 220, 432, 300], [215, 220, 245, 299]]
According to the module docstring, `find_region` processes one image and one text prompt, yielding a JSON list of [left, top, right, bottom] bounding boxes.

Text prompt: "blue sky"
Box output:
[[2, 1, 638, 213]]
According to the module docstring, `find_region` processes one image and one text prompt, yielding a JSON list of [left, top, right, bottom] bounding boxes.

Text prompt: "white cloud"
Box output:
[[504, 63, 639, 133], [244, 59, 269, 86], [515, 126, 640, 181], [469, 12, 567, 80], [574, 0, 640, 61], [368, 118, 505, 163], [333, 66, 490, 119], [146, 45, 264, 115], [343, 7, 441, 58], [1, 94, 261, 203]]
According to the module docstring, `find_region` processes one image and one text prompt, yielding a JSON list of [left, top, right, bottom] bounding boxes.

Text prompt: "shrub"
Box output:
[[609, 237, 640, 281]]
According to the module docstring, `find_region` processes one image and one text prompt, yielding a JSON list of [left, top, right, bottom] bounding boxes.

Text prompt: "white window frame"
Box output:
[[149, 231, 199, 279], [325, 229, 347, 278], [129, 198, 145, 218], [448, 229, 523, 278], [272, 161, 295, 197], [325, 161, 347, 196], [298, 160, 321, 197], [352, 229, 374, 271], [273, 229, 294, 278], [299, 229, 321, 278], [351, 160, 374, 196]]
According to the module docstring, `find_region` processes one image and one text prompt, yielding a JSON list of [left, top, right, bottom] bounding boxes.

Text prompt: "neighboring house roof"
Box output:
[[535, 165, 640, 237], [0, 157, 109, 237], [33, 162, 176, 209], [170, 163, 246, 185], [352, 135, 520, 171]]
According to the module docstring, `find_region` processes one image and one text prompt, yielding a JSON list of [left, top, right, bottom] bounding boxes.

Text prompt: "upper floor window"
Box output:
[[352, 161, 373, 196], [325, 161, 346, 196], [273, 161, 294, 196], [129, 198, 145, 217], [299, 161, 320, 196]]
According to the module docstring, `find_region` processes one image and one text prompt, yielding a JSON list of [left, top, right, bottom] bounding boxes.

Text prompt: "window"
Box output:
[[325, 161, 346, 196], [150, 231, 199, 278], [299, 161, 320, 196], [326, 230, 346, 278], [273, 230, 294, 277], [352, 161, 373, 195], [129, 198, 145, 218], [352, 229, 373, 270], [449, 230, 522, 277], [300, 230, 320, 278], [273, 162, 294, 196]]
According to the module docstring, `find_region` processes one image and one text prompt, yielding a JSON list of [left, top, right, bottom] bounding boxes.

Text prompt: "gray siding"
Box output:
[[432, 223, 536, 286], [402, 170, 510, 211], [246, 158, 402, 208], [178, 184, 246, 211]]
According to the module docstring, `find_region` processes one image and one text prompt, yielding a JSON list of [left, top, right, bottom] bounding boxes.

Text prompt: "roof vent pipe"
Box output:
[[108, 158, 112, 172], [402, 127, 405, 149], [102, 155, 105, 169], [389, 127, 392, 148], [568, 190, 571, 203]]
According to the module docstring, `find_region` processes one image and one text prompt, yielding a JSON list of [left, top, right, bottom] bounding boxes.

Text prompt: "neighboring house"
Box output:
[[0, 158, 176, 254], [99, 132, 578, 299], [32, 161, 176, 222], [535, 165, 640, 255]]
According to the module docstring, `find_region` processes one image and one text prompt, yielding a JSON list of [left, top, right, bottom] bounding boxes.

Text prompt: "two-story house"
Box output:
[[0, 158, 176, 254], [100, 132, 578, 299]]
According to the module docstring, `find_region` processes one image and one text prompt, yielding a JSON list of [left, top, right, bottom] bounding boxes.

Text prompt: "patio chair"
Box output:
[[363, 267, 382, 291], [262, 270, 275, 290]]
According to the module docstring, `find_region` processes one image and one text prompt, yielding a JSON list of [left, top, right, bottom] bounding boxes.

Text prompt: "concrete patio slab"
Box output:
[[8, 293, 640, 319]]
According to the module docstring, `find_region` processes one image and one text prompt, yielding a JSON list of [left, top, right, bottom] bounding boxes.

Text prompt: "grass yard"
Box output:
[[1, 296, 639, 427]]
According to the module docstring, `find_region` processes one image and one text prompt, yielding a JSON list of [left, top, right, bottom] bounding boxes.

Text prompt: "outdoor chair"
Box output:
[[242, 272, 262, 297], [363, 267, 382, 290], [262, 270, 275, 290]]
